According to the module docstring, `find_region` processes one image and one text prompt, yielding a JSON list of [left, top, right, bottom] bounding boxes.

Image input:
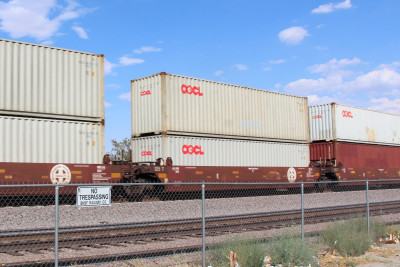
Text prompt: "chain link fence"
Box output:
[[0, 180, 400, 266]]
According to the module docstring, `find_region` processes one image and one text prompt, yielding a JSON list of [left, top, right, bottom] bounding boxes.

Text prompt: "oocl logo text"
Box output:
[[312, 115, 322, 119], [181, 84, 203, 96], [140, 90, 151, 96], [182, 145, 204, 155], [141, 151, 152, 156], [342, 110, 353, 118]]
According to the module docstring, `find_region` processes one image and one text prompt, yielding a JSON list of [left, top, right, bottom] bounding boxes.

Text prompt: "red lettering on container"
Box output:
[[181, 84, 203, 96], [140, 90, 151, 96], [342, 110, 353, 118], [182, 145, 204, 155], [312, 115, 322, 119], [141, 151, 152, 156]]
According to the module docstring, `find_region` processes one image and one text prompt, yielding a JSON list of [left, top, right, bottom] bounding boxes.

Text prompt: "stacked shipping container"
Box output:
[[0, 39, 105, 164], [131, 72, 310, 167], [309, 103, 400, 169]]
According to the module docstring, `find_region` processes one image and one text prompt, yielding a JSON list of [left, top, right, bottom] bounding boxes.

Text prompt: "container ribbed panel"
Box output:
[[0, 115, 104, 163], [132, 135, 309, 167], [132, 72, 309, 142], [0, 38, 104, 121]]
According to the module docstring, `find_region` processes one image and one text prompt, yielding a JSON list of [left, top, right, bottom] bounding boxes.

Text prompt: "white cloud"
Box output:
[[134, 46, 162, 54], [274, 83, 282, 89], [269, 59, 286, 64], [105, 101, 111, 108], [0, 0, 89, 41], [369, 98, 400, 115], [286, 76, 344, 95], [285, 59, 400, 108], [215, 70, 223, 76], [278, 26, 310, 45], [314, 46, 328, 50], [311, 0, 352, 14], [343, 68, 400, 92], [106, 84, 121, 89], [234, 64, 248, 71], [262, 67, 272, 71], [309, 57, 362, 77], [72, 25, 88, 39], [119, 56, 145, 66], [41, 40, 54, 45], [104, 58, 117, 75], [119, 92, 131, 101], [307, 94, 335, 105]]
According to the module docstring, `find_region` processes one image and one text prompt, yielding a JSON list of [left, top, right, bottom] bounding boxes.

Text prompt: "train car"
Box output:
[[0, 38, 399, 201]]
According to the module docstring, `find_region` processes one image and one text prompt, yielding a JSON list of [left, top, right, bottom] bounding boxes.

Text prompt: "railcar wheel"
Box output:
[[123, 174, 164, 201]]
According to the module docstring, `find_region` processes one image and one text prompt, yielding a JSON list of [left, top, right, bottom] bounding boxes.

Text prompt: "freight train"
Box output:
[[0, 38, 400, 200]]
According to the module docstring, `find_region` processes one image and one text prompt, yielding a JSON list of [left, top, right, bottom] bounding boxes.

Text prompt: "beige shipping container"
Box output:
[[309, 103, 400, 145], [0, 115, 105, 164], [132, 135, 310, 167], [0, 38, 104, 121], [132, 72, 309, 142]]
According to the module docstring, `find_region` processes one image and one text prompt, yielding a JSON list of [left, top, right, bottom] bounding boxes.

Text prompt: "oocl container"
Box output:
[[0, 115, 105, 164], [309, 103, 400, 145], [0, 38, 104, 121], [132, 135, 310, 167], [132, 72, 309, 142], [310, 141, 400, 169]]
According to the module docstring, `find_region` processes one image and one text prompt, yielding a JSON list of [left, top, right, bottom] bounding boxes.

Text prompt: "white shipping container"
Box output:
[[0, 116, 105, 164], [132, 72, 309, 142], [132, 135, 310, 167], [0, 38, 104, 121], [309, 103, 400, 145]]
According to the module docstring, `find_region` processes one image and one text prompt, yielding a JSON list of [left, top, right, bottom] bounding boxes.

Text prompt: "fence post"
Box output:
[[55, 183, 59, 267], [202, 182, 206, 267], [366, 180, 370, 234], [301, 182, 304, 242]]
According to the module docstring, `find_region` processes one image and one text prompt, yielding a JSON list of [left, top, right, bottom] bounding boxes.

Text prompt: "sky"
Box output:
[[0, 0, 400, 152]]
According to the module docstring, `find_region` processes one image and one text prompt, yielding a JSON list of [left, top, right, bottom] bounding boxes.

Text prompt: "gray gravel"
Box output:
[[1, 188, 399, 231]]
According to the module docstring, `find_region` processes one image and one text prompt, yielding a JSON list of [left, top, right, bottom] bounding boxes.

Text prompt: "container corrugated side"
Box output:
[[132, 72, 309, 142], [0, 38, 104, 121], [132, 135, 309, 167], [0, 116, 104, 164], [310, 141, 400, 168], [309, 103, 400, 145]]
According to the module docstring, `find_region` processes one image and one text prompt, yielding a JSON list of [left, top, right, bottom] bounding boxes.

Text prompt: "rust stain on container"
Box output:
[[366, 127, 376, 142]]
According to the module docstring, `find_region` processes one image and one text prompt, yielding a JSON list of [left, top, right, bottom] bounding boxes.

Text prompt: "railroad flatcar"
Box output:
[[1, 39, 400, 201]]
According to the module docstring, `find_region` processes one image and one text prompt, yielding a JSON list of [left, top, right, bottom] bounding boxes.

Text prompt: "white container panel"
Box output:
[[309, 104, 334, 141], [0, 116, 105, 163], [132, 73, 309, 142], [0, 38, 104, 121], [132, 135, 309, 167], [309, 103, 400, 145]]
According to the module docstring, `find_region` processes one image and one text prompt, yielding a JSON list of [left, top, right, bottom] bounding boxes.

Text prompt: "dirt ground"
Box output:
[[318, 242, 400, 267]]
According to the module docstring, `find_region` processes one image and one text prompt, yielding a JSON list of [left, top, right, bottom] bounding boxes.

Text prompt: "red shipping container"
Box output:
[[310, 142, 400, 169]]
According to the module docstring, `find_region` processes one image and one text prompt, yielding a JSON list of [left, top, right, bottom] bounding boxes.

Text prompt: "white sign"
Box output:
[[77, 186, 111, 207]]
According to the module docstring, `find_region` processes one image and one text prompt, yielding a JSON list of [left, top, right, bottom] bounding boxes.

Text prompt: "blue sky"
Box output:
[[1, 0, 400, 152]]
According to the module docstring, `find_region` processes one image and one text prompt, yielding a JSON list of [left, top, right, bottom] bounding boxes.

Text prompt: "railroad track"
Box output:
[[2, 200, 400, 266]]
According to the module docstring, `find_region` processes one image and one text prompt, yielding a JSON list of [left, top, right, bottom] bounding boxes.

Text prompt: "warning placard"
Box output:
[[77, 186, 111, 207]]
